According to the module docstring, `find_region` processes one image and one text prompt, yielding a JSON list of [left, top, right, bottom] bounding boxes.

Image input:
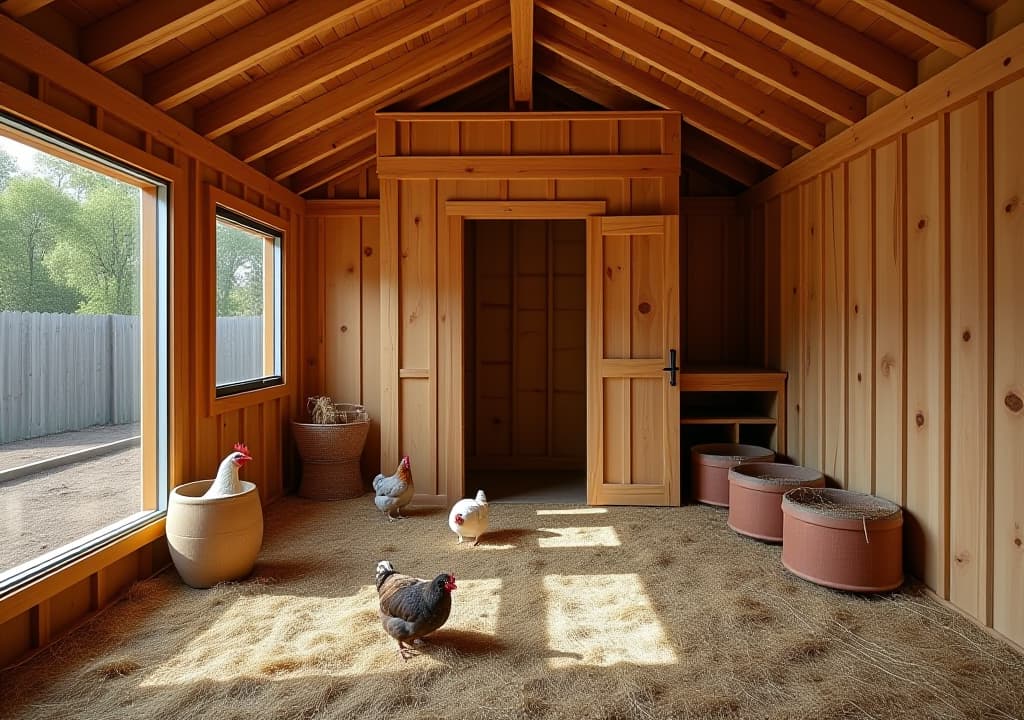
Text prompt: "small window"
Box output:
[[214, 207, 282, 397]]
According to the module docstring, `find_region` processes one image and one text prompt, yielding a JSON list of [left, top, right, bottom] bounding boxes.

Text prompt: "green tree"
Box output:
[[0, 176, 83, 312], [45, 176, 141, 315], [0, 149, 17, 192], [216, 221, 265, 317]]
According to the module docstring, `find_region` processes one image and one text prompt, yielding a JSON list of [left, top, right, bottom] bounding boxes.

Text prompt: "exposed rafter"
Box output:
[[195, 0, 491, 139], [0, 0, 54, 17], [234, 8, 510, 163], [537, 50, 767, 186], [684, 128, 769, 187], [144, 0, 381, 110], [511, 0, 534, 107], [288, 49, 512, 191], [81, 0, 249, 72], [535, 49, 651, 110], [711, 0, 917, 94], [290, 138, 378, 196], [850, 0, 986, 58], [265, 43, 513, 180], [537, 0, 823, 149], [604, 0, 865, 125], [537, 23, 792, 168]]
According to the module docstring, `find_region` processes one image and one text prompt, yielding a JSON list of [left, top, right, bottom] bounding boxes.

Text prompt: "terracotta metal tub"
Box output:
[[781, 487, 903, 593], [690, 443, 775, 506], [728, 462, 825, 542]]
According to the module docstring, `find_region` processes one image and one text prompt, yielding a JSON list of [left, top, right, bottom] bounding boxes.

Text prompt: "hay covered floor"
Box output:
[[3, 497, 1023, 720]]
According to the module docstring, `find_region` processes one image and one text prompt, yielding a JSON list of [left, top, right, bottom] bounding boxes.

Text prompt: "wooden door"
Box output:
[[587, 216, 680, 506]]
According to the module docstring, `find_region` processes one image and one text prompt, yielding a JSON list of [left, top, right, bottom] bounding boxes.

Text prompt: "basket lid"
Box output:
[[782, 486, 902, 530], [691, 443, 775, 468], [729, 462, 825, 492]]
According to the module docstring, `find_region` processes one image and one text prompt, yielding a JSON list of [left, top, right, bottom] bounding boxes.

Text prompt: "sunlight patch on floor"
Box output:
[[535, 508, 608, 516], [447, 578, 502, 634], [543, 574, 677, 668], [141, 579, 503, 683], [537, 526, 621, 547]]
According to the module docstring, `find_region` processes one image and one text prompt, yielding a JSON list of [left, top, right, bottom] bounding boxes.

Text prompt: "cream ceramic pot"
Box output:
[[166, 479, 263, 588]]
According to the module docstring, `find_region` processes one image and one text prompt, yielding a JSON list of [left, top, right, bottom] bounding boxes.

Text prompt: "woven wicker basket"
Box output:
[[292, 408, 370, 500]]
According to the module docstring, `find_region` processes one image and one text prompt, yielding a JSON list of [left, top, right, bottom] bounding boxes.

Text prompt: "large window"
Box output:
[[0, 114, 168, 595], [214, 206, 282, 397]]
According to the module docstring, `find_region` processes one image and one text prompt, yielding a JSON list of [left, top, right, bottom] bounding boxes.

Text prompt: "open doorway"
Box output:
[[463, 219, 586, 503]]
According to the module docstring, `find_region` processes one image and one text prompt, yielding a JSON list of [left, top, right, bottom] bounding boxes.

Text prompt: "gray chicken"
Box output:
[[372, 455, 414, 520], [375, 560, 457, 660]]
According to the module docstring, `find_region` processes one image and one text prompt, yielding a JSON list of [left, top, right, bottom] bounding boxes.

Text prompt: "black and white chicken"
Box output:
[[375, 560, 456, 660]]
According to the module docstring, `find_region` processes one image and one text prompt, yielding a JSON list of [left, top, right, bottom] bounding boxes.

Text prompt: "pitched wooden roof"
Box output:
[[0, 0, 1009, 194]]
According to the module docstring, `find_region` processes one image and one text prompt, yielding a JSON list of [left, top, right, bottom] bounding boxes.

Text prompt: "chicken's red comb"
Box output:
[[233, 442, 250, 456]]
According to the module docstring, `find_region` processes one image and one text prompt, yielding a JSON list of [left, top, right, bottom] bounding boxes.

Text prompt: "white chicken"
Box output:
[[448, 490, 489, 545], [202, 443, 252, 498]]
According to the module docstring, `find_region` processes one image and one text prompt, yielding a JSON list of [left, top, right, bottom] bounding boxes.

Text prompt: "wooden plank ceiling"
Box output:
[[0, 0, 1006, 194]]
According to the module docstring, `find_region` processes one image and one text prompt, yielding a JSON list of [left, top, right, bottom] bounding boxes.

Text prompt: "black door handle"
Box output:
[[662, 349, 679, 387]]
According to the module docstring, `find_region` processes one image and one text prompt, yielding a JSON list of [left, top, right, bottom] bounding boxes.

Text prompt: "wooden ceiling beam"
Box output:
[[289, 138, 378, 196], [289, 49, 511, 192], [145, 0, 381, 110], [0, 0, 54, 17], [386, 44, 511, 110], [711, 0, 916, 94], [81, 0, 249, 72], [536, 26, 791, 168], [850, 0, 985, 58], [535, 49, 650, 110], [537, 51, 769, 186], [605, 0, 865, 124], [537, 0, 823, 149], [510, 0, 533, 107], [195, 0, 490, 139], [267, 114, 376, 181], [234, 8, 510, 163], [684, 127, 769, 187]]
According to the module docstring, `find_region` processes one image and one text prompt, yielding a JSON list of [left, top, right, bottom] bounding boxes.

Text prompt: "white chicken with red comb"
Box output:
[[202, 442, 252, 498], [448, 489, 489, 546]]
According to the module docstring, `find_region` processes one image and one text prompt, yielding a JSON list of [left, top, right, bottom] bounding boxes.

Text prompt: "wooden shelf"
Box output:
[[678, 368, 787, 453], [680, 415, 776, 425]]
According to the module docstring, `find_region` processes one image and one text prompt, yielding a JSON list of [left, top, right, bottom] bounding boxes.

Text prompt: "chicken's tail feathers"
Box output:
[[474, 489, 488, 504], [371, 473, 386, 492]]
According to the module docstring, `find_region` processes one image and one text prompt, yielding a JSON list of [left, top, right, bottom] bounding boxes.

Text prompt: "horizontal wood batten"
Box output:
[[377, 154, 678, 179], [445, 200, 606, 218], [305, 200, 381, 216], [742, 21, 1024, 205], [0, 519, 165, 627]]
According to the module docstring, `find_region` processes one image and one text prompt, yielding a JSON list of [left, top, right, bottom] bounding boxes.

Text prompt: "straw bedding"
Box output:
[[2, 496, 1022, 720]]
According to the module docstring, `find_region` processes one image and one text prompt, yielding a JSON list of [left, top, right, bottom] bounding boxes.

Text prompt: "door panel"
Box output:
[[587, 216, 680, 506]]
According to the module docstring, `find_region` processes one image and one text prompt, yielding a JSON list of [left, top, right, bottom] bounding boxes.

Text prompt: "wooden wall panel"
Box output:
[[992, 78, 1024, 648], [750, 67, 1024, 649], [800, 178, 824, 472], [0, 18, 304, 665], [948, 98, 989, 623], [873, 140, 905, 506], [780, 188, 802, 462], [904, 119, 948, 596], [846, 152, 874, 495], [822, 167, 847, 486]]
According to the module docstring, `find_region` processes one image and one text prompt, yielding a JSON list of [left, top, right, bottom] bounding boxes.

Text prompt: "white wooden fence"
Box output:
[[0, 312, 262, 444]]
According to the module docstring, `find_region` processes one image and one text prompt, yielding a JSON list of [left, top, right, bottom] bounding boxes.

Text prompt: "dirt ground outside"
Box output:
[[0, 425, 141, 576]]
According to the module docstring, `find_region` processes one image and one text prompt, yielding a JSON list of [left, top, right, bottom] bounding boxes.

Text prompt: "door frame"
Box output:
[[442, 200, 607, 504]]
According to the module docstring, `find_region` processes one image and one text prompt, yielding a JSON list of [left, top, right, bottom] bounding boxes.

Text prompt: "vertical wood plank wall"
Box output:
[[0, 24, 305, 666], [375, 111, 680, 505], [302, 202, 383, 484], [752, 73, 1024, 649]]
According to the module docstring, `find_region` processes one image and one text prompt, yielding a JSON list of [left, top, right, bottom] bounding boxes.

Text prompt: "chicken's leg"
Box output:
[[397, 640, 414, 660], [472, 536, 480, 546]]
